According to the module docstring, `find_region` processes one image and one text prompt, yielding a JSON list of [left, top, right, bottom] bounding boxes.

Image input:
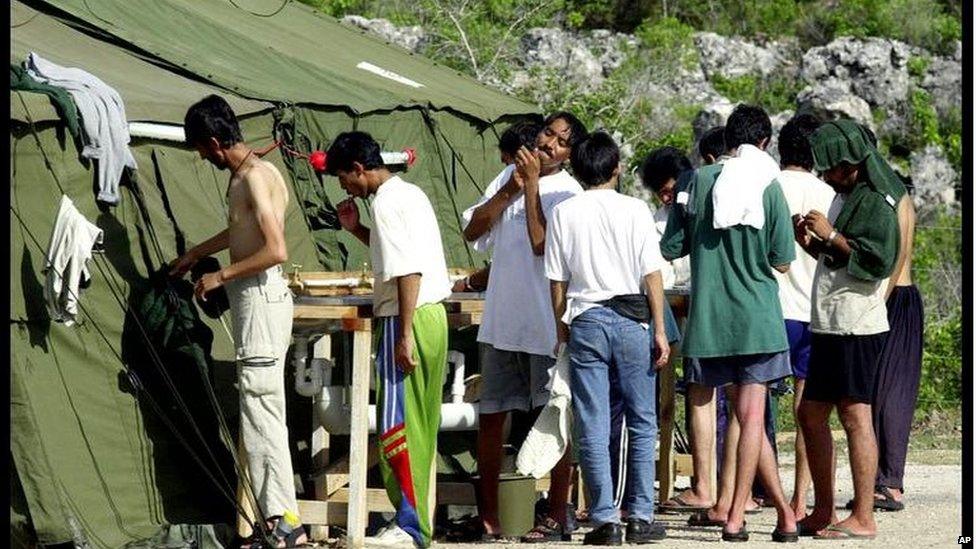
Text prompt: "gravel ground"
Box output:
[[428, 462, 964, 548]]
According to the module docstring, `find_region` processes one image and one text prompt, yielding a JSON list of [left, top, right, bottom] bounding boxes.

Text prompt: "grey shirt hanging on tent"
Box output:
[[25, 52, 137, 204], [44, 195, 104, 326]]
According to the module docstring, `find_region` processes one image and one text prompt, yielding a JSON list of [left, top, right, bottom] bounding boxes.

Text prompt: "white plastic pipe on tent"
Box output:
[[309, 349, 476, 433], [128, 123, 415, 166]]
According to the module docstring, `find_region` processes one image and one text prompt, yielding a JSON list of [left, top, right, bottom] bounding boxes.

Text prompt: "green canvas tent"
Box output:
[[10, 1, 536, 546]]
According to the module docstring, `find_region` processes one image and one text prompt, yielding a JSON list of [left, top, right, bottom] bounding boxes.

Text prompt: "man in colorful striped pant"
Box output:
[[328, 131, 451, 548]]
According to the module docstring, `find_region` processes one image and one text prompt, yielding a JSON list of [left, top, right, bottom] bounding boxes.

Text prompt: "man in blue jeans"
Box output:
[[545, 132, 670, 545]]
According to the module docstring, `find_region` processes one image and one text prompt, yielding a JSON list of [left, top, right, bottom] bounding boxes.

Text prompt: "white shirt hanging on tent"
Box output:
[[44, 195, 104, 326], [26, 52, 137, 204]]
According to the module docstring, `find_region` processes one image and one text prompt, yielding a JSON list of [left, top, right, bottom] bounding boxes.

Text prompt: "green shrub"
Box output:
[[710, 74, 801, 113], [633, 16, 699, 71], [918, 311, 962, 412], [907, 55, 930, 81], [798, 0, 960, 54]]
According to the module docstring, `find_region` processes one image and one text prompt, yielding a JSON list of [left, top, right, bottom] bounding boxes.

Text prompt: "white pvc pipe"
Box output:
[[380, 151, 410, 165], [299, 278, 365, 288], [315, 351, 475, 432], [448, 350, 466, 404], [316, 386, 478, 433], [128, 122, 185, 141]]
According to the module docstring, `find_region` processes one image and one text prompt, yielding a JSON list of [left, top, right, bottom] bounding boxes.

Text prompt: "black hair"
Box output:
[[777, 113, 822, 171], [698, 126, 726, 162], [639, 146, 692, 192], [724, 104, 772, 150], [324, 131, 384, 175], [184, 94, 244, 147], [544, 111, 589, 148], [570, 131, 619, 188], [498, 122, 542, 156]]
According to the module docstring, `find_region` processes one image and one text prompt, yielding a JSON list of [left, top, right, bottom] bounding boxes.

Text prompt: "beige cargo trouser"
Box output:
[[226, 265, 297, 519]]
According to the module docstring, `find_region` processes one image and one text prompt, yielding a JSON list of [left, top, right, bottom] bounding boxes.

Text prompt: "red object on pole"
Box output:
[[309, 150, 328, 173]]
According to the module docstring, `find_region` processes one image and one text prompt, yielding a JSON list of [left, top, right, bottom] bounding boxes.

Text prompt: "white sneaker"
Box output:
[[365, 522, 415, 547]]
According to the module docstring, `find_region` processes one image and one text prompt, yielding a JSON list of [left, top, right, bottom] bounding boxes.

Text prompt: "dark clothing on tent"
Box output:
[[872, 285, 924, 491], [10, 63, 81, 138]]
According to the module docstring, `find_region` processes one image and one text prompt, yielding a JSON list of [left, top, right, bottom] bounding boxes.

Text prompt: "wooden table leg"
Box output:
[[657, 343, 677, 502], [347, 322, 372, 548]]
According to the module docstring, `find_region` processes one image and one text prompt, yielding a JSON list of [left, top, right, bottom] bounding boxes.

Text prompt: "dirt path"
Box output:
[[436, 462, 963, 548]]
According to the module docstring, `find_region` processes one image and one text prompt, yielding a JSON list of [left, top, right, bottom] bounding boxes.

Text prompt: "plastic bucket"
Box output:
[[496, 473, 536, 538]]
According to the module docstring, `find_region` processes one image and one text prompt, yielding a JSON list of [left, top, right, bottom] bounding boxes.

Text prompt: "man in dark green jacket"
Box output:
[[793, 119, 904, 540]]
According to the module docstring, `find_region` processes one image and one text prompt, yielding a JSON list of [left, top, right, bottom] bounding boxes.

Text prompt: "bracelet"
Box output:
[[462, 276, 473, 292], [825, 229, 838, 246]]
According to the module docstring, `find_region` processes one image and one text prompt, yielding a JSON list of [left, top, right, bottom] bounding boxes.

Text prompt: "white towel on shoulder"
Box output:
[[516, 343, 572, 479], [44, 195, 104, 326], [26, 52, 136, 204], [711, 144, 780, 230]]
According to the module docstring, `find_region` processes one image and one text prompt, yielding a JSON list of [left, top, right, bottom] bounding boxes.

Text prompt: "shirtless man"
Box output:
[[170, 95, 308, 549], [862, 189, 921, 511]]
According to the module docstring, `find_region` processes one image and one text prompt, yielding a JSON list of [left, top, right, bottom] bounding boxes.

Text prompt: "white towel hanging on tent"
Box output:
[[44, 195, 104, 326]]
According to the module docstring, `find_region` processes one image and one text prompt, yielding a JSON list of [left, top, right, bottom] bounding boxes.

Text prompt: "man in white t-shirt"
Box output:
[[327, 131, 451, 548], [461, 112, 586, 542], [546, 132, 670, 545], [771, 114, 835, 522]]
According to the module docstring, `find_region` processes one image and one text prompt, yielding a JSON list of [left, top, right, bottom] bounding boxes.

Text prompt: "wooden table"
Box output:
[[292, 289, 691, 546], [291, 293, 484, 548]]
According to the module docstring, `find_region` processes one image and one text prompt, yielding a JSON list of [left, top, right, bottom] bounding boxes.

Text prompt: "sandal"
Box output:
[[722, 523, 749, 542], [874, 485, 905, 512], [658, 493, 711, 514], [687, 509, 726, 528], [521, 516, 568, 543], [444, 517, 487, 543]]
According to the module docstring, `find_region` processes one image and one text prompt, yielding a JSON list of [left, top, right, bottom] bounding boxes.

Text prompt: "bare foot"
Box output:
[[816, 514, 876, 538], [790, 499, 808, 522], [661, 488, 713, 508]]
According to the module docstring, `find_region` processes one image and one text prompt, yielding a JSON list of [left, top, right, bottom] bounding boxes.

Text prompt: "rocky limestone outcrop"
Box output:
[[695, 32, 798, 80], [343, 17, 961, 205], [910, 146, 959, 206], [342, 15, 429, 53], [796, 79, 875, 129], [800, 37, 915, 108]]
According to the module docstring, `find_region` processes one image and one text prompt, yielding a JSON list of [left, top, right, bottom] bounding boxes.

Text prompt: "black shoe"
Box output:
[[583, 522, 623, 546], [625, 518, 667, 543]]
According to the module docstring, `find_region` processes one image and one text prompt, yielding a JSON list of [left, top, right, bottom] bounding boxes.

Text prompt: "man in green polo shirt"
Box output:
[[661, 104, 798, 543]]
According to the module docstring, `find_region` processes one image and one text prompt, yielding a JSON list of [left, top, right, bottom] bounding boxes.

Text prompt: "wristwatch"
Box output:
[[825, 229, 839, 246]]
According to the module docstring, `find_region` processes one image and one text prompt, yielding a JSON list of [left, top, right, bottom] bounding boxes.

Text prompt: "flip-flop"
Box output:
[[658, 493, 711, 514], [687, 509, 726, 527], [813, 524, 876, 540], [798, 522, 828, 537], [772, 528, 800, 543], [745, 507, 762, 515], [722, 524, 749, 542]]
